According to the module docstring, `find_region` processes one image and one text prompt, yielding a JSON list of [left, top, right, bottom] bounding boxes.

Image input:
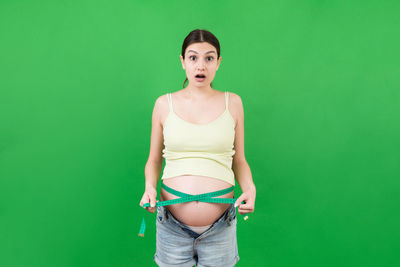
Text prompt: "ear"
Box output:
[[216, 56, 222, 71], [180, 54, 186, 70]]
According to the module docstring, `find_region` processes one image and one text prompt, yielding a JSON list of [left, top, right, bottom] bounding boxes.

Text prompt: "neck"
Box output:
[[184, 84, 215, 97]]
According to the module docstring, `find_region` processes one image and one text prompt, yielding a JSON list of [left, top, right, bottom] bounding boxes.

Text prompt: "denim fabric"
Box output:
[[154, 203, 239, 267]]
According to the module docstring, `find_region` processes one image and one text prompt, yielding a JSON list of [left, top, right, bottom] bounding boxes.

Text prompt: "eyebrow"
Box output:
[[187, 50, 216, 55]]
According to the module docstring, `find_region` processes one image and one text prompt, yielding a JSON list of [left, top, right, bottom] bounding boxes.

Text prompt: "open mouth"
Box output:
[[195, 74, 206, 81]]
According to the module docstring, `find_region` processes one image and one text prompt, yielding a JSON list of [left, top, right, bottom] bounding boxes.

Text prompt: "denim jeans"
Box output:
[[154, 203, 239, 267]]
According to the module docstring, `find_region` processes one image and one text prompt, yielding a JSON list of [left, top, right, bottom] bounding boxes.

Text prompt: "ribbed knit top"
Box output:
[[161, 91, 236, 185]]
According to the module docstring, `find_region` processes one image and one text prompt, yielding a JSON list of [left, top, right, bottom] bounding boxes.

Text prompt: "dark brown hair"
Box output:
[[181, 29, 221, 88]]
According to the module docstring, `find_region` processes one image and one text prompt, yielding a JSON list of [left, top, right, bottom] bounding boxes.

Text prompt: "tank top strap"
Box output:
[[167, 93, 174, 113], [225, 91, 229, 110]]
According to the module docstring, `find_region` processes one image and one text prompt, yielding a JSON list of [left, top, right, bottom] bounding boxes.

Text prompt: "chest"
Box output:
[[163, 112, 235, 152]]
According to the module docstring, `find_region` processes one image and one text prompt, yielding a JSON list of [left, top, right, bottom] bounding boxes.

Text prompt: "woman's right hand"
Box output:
[[139, 186, 158, 213]]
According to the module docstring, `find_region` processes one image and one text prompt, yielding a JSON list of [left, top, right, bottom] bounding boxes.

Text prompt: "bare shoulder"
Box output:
[[153, 93, 171, 127], [147, 94, 169, 164], [228, 92, 243, 107], [227, 92, 244, 125], [154, 93, 168, 108]]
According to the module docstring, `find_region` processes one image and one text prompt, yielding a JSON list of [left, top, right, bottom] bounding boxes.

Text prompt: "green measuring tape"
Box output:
[[138, 182, 248, 237]]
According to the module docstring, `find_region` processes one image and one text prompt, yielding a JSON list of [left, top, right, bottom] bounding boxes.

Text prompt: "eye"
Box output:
[[189, 55, 214, 61]]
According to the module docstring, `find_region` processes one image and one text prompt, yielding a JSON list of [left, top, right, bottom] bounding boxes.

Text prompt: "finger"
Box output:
[[239, 205, 253, 209], [238, 210, 251, 215], [150, 205, 157, 212], [238, 204, 252, 209], [238, 206, 253, 211], [143, 195, 152, 208], [238, 210, 250, 216], [234, 197, 244, 208]]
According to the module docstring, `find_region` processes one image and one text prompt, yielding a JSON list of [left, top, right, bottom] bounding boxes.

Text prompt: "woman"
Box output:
[[140, 29, 256, 267]]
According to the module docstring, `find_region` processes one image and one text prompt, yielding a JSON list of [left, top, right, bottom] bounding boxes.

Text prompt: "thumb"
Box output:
[[234, 195, 244, 208], [150, 197, 156, 208]]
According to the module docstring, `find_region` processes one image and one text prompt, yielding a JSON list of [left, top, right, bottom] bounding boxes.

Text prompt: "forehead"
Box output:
[[186, 42, 217, 55]]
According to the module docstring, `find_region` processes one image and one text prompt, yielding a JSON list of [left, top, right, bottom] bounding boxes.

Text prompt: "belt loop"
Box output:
[[164, 206, 169, 220], [228, 204, 236, 224], [224, 211, 229, 221], [225, 204, 233, 223], [157, 206, 167, 223]]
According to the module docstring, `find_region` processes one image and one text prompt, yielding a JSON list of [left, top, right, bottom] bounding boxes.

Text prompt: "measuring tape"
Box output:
[[138, 182, 248, 237]]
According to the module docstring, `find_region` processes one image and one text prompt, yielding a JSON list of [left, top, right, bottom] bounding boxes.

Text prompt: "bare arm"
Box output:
[[231, 93, 256, 213], [144, 161, 163, 190], [140, 95, 167, 213]]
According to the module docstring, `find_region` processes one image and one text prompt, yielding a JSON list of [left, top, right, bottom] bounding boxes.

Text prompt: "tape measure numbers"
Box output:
[[138, 182, 248, 237]]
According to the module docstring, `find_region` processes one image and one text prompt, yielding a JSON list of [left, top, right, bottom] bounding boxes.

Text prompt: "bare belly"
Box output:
[[160, 175, 234, 226]]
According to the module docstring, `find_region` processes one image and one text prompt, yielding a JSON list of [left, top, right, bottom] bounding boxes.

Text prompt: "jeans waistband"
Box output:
[[159, 203, 236, 239]]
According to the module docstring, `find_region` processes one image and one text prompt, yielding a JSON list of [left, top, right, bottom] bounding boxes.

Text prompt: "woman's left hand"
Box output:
[[234, 187, 256, 215]]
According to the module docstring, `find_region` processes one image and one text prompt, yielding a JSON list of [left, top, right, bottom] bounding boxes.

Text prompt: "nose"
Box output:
[[197, 58, 207, 69], [197, 66, 205, 71]]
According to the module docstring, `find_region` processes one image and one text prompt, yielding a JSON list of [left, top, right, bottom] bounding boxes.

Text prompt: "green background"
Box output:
[[1, 0, 399, 266]]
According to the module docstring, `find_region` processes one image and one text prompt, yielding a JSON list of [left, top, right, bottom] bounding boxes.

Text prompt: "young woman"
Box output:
[[140, 29, 256, 267]]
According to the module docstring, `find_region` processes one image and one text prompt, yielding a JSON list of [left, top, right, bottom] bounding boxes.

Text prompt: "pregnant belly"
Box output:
[[160, 175, 234, 226]]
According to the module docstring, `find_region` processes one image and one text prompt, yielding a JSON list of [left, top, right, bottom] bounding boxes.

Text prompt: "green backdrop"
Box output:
[[1, 0, 399, 266]]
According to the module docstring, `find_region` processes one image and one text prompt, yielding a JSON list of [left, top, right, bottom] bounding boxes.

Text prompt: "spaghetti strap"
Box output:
[[225, 91, 229, 110], [167, 93, 173, 113]]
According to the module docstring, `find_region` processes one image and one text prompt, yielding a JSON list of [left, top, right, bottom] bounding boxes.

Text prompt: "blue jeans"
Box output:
[[154, 203, 240, 267]]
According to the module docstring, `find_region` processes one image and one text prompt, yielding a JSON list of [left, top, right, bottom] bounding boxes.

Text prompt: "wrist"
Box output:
[[145, 182, 157, 190], [242, 183, 256, 193]]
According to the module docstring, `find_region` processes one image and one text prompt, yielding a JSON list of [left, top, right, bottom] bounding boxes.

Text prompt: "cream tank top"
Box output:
[[161, 91, 236, 186]]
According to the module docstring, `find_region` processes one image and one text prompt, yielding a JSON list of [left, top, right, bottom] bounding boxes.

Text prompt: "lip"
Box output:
[[195, 73, 206, 80], [195, 76, 206, 82]]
